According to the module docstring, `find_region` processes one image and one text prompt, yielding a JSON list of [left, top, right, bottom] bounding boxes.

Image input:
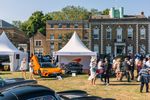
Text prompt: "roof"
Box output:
[[0, 19, 14, 28], [47, 20, 88, 24], [0, 31, 22, 55], [53, 32, 96, 56]]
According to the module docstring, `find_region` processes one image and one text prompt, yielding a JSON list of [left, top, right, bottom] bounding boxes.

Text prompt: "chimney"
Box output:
[[141, 12, 144, 16]]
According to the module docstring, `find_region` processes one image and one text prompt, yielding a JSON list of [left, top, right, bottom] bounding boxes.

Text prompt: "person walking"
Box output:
[[139, 67, 150, 93], [88, 57, 97, 85], [29, 59, 36, 80], [20, 57, 27, 79], [103, 58, 112, 86], [97, 60, 104, 82]]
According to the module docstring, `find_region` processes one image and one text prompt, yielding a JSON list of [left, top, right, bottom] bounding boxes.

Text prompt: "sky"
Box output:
[[0, 0, 150, 23]]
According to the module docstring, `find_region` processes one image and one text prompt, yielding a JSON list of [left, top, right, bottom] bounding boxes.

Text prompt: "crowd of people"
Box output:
[[88, 54, 150, 93]]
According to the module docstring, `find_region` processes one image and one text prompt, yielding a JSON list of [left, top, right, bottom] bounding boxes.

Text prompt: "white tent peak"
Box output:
[[58, 31, 91, 52], [0, 31, 19, 52], [54, 31, 96, 56]]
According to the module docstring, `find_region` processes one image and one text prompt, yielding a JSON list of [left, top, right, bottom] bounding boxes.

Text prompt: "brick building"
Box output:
[[30, 20, 90, 55], [30, 32, 47, 55], [90, 7, 150, 56], [0, 19, 28, 52]]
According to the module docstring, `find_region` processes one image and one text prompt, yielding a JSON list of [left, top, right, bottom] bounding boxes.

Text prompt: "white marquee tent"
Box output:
[[53, 32, 97, 71], [0, 31, 28, 71]]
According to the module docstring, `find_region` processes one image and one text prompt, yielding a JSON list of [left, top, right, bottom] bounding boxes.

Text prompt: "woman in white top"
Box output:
[[88, 57, 97, 85], [20, 57, 27, 79], [29, 59, 36, 80]]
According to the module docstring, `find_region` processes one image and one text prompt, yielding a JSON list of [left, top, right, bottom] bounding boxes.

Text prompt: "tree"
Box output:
[[21, 11, 46, 37], [12, 20, 22, 29], [102, 8, 110, 15], [90, 8, 102, 15]]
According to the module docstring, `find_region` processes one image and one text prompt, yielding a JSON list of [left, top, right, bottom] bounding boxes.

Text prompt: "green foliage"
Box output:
[[20, 6, 110, 37], [90, 8, 102, 15], [102, 8, 110, 15]]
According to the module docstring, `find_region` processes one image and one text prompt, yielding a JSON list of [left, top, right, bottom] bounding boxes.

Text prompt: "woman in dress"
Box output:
[[20, 57, 27, 79], [29, 59, 36, 80], [88, 57, 97, 85]]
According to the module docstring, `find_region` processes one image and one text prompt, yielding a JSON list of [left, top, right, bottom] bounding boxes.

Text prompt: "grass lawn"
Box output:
[[0, 71, 150, 100]]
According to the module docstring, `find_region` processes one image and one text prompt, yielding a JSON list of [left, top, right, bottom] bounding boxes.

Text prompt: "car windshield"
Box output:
[[40, 62, 56, 68], [37, 55, 51, 62]]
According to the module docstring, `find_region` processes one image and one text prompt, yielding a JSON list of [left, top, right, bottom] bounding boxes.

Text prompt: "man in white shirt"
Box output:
[[145, 57, 150, 68]]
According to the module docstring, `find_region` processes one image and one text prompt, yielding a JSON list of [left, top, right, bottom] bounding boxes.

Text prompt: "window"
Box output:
[[58, 23, 62, 28], [93, 27, 99, 39], [140, 26, 146, 39], [83, 33, 89, 39], [50, 34, 54, 40], [106, 26, 112, 39], [84, 24, 89, 28], [74, 24, 78, 28], [128, 26, 133, 38], [106, 45, 111, 54], [116, 26, 122, 42], [58, 43, 62, 50], [35, 40, 42, 46], [140, 44, 146, 54], [58, 34, 62, 39], [66, 24, 70, 28], [94, 44, 99, 53], [127, 45, 133, 54], [50, 43, 54, 52], [34, 48, 43, 55], [50, 24, 54, 28]]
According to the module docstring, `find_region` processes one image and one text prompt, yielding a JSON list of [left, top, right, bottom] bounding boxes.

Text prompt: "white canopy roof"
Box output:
[[0, 31, 28, 71], [53, 32, 96, 56], [0, 31, 22, 55]]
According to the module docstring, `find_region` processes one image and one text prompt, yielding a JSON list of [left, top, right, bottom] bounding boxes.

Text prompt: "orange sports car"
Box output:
[[31, 55, 62, 77]]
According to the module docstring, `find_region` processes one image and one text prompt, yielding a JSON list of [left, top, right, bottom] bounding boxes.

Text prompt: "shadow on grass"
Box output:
[[109, 83, 140, 86]]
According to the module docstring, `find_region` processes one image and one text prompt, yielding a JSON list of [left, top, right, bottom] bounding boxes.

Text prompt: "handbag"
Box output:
[[137, 75, 141, 82]]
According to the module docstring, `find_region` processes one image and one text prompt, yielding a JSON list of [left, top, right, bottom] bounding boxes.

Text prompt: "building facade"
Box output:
[[29, 7, 150, 57], [0, 20, 28, 52], [90, 7, 150, 56], [46, 20, 90, 55], [30, 32, 48, 55]]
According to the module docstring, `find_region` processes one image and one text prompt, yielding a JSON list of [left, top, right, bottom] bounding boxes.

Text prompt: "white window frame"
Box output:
[[58, 23, 62, 28], [94, 44, 99, 53], [140, 44, 146, 54], [106, 26, 112, 39], [34, 40, 42, 46], [93, 27, 99, 39], [50, 34, 54, 40], [128, 26, 133, 39], [34, 48, 43, 54], [106, 45, 111, 54], [116, 26, 122, 42], [140, 26, 146, 39], [127, 44, 133, 54]]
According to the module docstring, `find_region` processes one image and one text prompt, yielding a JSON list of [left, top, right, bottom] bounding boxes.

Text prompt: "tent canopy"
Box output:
[[53, 31, 96, 56], [0, 31, 28, 71], [0, 31, 22, 55]]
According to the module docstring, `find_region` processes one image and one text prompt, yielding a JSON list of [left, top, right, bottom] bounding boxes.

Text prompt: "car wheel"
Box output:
[[38, 69, 42, 77]]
